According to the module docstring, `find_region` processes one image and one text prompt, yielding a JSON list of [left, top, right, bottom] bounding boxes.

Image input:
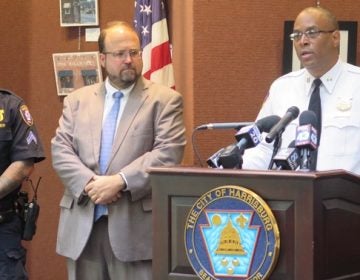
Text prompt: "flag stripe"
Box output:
[[151, 19, 169, 46], [142, 44, 172, 77], [142, 45, 152, 74], [146, 41, 172, 73], [144, 64, 175, 88]]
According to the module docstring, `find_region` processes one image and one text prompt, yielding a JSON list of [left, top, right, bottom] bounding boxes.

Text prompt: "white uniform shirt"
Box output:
[[243, 59, 360, 175]]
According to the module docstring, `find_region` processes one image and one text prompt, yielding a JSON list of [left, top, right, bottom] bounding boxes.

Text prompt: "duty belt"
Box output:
[[0, 208, 15, 224]]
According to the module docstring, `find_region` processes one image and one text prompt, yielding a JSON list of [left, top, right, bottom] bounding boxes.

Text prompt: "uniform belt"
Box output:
[[0, 209, 15, 224], [0, 197, 16, 212]]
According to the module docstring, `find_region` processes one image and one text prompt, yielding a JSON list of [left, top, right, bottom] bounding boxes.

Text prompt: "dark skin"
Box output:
[[293, 7, 340, 78]]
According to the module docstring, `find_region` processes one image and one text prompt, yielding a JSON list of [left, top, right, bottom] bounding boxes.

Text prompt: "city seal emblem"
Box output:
[[184, 185, 280, 280]]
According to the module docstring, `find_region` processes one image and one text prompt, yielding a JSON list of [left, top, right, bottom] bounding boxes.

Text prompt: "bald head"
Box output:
[[296, 6, 339, 30], [98, 21, 140, 53]]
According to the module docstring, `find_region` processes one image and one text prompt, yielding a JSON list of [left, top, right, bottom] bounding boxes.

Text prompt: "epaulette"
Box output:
[[0, 88, 14, 95], [0, 88, 22, 102]]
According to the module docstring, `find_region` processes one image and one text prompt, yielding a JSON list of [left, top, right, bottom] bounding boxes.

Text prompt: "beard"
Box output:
[[108, 68, 140, 89], [120, 68, 137, 82]]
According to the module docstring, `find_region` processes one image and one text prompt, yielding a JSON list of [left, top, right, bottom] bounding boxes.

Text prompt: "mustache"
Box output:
[[121, 66, 136, 71]]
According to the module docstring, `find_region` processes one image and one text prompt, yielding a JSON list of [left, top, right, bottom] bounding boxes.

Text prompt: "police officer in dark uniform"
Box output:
[[0, 89, 45, 279]]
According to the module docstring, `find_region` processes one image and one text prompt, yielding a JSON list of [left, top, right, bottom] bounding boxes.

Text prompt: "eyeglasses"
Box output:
[[289, 29, 335, 42], [102, 49, 142, 60]]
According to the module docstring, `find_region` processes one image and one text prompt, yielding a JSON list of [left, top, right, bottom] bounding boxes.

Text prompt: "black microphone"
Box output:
[[206, 147, 225, 168], [216, 143, 244, 169], [265, 106, 300, 143], [217, 124, 262, 168], [216, 115, 280, 169], [295, 110, 318, 171], [234, 115, 280, 149], [196, 122, 253, 131], [273, 140, 300, 170]]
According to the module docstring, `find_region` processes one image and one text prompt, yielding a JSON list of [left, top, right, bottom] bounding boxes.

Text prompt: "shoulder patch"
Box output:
[[20, 105, 34, 126]]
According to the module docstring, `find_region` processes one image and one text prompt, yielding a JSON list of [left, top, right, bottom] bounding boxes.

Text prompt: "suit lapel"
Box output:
[[109, 78, 149, 167], [89, 83, 106, 166]]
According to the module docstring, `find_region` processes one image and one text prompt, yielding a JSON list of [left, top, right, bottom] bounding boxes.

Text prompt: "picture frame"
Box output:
[[52, 52, 103, 96], [60, 0, 99, 27], [282, 21, 358, 74]]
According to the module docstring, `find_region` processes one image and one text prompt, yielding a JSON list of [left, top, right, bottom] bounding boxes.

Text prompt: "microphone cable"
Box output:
[[191, 126, 205, 167]]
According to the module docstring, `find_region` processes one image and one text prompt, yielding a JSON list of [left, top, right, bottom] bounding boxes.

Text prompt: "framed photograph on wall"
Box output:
[[60, 0, 99, 27], [52, 52, 103, 96], [282, 21, 358, 74]]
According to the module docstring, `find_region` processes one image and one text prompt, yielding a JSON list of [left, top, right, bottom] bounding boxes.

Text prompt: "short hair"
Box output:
[[98, 21, 139, 53]]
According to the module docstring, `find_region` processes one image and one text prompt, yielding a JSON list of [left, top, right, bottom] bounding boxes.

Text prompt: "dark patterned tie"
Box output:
[[308, 79, 322, 170]]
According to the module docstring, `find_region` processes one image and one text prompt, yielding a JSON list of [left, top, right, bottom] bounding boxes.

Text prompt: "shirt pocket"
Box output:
[[322, 114, 360, 156]]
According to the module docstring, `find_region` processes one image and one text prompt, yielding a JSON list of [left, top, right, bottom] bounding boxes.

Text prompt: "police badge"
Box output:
[[185, 185, 280, 280]]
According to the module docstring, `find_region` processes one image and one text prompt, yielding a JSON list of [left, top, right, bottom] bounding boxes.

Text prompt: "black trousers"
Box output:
[[0, 215, 27, 280]]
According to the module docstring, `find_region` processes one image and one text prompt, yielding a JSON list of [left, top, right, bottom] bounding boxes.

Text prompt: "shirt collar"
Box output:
[[104, 77, 135, 99], [304, 58, 343, 96]]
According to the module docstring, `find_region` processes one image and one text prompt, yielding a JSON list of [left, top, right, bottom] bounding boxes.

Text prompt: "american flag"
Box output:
[[134, 0, 175, 88]]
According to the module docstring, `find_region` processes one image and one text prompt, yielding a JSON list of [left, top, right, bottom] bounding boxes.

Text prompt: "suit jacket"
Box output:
[[51, 77, 186, 261]]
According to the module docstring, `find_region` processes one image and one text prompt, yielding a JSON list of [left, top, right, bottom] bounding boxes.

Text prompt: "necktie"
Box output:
[[95, 91, 123, 221], [308, 79, 322, 170]]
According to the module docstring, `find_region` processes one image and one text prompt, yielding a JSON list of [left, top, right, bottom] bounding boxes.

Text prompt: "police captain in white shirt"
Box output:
[[242, 6, 360, 175]]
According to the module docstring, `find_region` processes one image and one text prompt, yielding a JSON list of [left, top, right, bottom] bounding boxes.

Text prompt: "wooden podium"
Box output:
[[149, 167, 360, 280]]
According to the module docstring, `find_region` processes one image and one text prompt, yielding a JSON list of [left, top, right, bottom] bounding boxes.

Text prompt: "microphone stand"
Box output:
[[299, 148, 311, 171], [268, 132, 283, 170]]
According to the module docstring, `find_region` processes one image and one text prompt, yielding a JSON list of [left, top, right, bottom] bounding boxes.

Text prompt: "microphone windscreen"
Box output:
[[288, 106, 300, 119], [256, 115, 281, 133], [299, 110, 317, 127]]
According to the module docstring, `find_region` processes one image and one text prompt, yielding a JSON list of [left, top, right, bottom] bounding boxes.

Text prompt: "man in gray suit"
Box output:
[[51, 21, 186, 280]]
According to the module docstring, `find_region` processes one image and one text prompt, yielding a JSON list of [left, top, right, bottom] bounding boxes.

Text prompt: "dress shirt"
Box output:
[[243, 59, 360, 175]]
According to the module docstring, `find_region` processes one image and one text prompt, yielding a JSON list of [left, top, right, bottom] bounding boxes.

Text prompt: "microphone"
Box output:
[[206, 147, 225, 168], [216, 143, 243, 169], [273, 140, 300, 170], [215, 115, 280, 169], [265, 106, 300, 143], [233, 115, 281, 153], [196, 122, 253, 131], [235, 115, 281, 141], [295, 110, 318, 171], [216, 124, 262, 168], [255, 115, 282, 133]]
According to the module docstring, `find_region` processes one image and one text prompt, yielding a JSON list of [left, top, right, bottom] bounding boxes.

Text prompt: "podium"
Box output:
[[149, 167, 360, 280]]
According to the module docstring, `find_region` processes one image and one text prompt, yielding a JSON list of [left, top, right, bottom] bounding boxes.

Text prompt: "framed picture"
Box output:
[[60, 0, 99, 27], [282, 21, 358, 74], [52, 52, 103, 96]]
